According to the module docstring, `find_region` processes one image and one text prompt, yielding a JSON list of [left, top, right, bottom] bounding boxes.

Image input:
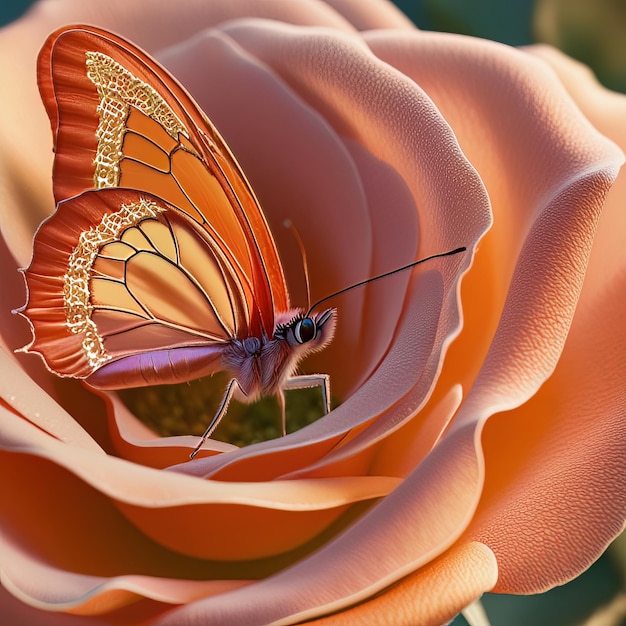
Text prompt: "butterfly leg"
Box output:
[[277, 389, 287, 437], [190, 378, 239, 459], [283, 374, 331, 418]]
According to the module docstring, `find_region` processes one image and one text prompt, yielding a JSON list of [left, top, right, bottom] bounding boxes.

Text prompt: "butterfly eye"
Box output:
[[294, 317, 317, 344]]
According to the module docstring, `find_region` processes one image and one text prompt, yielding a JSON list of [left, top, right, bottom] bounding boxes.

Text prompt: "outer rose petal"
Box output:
[[152, 542, 497, 626], [366, 30, 623, 415], [526, 45, 626, 303], [0, 586, 99, 626], [466, 265, 626, 592], [1, 526, 251, 615], [321, 0, 416, 31], [304, 542, 497, 626], [0, 347, 101, 451], [365, 29, 624, 591], [462, 46, 626, 593], [0, 404, 401, 562]]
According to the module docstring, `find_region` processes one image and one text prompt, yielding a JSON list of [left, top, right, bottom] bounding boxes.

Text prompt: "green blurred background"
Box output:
[[1, 1, 624, 624]]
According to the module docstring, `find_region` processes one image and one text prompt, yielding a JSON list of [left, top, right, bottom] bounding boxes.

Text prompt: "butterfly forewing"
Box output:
[[37, 25, 288, 339]]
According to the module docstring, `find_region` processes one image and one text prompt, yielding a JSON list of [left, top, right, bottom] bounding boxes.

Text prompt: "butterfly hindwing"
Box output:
[[39, 25, 288, 334], [23, 187, 238, 386]]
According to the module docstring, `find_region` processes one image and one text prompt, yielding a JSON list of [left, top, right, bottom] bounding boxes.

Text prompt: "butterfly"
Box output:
[[19, 25, 336, 458]]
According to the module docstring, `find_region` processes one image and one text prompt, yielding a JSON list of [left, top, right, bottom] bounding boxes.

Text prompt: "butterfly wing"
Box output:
[[23, 187, 234, 386], [21, 25, 289, 387]]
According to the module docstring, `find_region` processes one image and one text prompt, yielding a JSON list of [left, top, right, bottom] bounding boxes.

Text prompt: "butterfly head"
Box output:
[[274, 308, 336, 353]]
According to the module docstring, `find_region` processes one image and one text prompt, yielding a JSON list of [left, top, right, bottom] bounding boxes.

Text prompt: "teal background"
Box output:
[[1, 1, 624, 625], [0, 0, 30, 25]]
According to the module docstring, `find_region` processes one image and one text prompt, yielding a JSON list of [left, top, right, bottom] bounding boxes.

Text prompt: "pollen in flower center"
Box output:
[[118, 371, 329, 446]]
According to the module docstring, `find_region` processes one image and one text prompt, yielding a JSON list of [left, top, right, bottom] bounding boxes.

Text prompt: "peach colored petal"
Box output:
[[525, 44, 626, 150], [466, 260, 626, 593], [30, 0, 357, 46], [458, 164, 618, 422], [321, 0, 416, 31], [459, 46, 626, 593], [104, 392, 237, 470], [339, 139, 420, 390], [303, 542, 497, 626], [361, 29, 625, 594], [281, 267, 464, 480], [0, 234, 35, 355], [368, 384, 463, 479], [222, 22, 490, 260], [526, 44, 626, 303], [0, 348, 101, 451], [150, 429, 486, 624], [365, 30, 624, 420], [0, 408, 400, 560], [1, 532, 250, 615], [0, 585, 101, 626], [2, 436, 282, 609]]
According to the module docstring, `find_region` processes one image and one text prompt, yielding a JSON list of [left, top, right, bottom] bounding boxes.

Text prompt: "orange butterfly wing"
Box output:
[[22, 25, 289, 386]]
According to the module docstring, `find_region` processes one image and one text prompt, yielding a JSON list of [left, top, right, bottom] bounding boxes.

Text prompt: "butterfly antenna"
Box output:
[[306, 246, 467, 316], [284, 219, 312, 311]]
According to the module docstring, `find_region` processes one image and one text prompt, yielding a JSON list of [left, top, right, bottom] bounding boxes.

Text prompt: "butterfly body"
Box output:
[[19, 25, 336, 452], [87, 306, 336, 401], [221, 308, 334, 401]]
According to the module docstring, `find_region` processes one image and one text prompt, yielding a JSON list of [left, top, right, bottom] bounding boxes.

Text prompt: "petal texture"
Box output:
[[0, 2, 624, 624]]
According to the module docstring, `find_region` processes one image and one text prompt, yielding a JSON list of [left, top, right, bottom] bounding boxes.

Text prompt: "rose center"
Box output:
[[118, 372, 330, 447]]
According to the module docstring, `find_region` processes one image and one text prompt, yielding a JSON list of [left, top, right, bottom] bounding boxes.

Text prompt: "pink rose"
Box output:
[[1, 1, 624, 624]]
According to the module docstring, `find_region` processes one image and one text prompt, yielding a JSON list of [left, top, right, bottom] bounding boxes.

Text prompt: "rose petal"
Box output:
[[321, 0, 416, 31], [0, 234, 35, 356], [462, 45, 626, 593], [30, 0, 357, 46], [0, 585, 101, 626], [526, 44, 626, 304], [104, 392, 237, 470], [223, 22, 490, 259], [365, 30, 624, 418], [363, 28, 625, 593], [151, 542, 495, 625], [149, 428, 491, 624], [466, 257, 626, 592], [0, 408, 401, 560], [1, 532, 250, 615], [367, 384, 463, 479], [302, 542, 497, 626], [0, 348, 101, 451]]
